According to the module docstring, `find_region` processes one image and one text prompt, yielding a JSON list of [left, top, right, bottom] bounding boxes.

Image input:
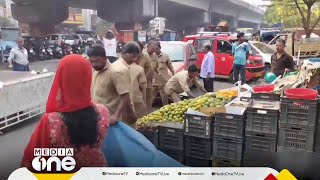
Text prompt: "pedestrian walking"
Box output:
[[21, 55, 111, 172], [153, 42, 175, 105], [200, 45, 215, 92], [103, 26, 120, 63], [164, 65, 207, 102], [90, 43, 139, 128], [130, 59, 147, 119], [232, 33, 250, 85], [271, 39, 295, 77], [142, 41, 159, 113], [7, 37, 29, 71]]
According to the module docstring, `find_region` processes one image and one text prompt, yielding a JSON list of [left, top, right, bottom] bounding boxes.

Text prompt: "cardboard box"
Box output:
[[225, 98, 252, 115], [200, 106, 226, 116]]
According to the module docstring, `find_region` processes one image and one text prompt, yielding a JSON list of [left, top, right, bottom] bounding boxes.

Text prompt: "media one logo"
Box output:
[[32, 148, 76, 172]]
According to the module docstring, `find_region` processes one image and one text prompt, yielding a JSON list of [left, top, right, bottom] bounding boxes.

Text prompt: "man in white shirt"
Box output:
[[103, 26, 120, 63], [7, 37, 29, 71], [200, 45, 215, 92]]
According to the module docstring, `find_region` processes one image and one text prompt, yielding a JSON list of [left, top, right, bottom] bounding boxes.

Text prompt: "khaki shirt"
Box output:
[[91, 60, 131, 116], [130, 63, 147, 103], [139, 52, 152, 75], [155, 52, 174, 86], [143, 49, 158, 72], [164, 71, 202, 94]]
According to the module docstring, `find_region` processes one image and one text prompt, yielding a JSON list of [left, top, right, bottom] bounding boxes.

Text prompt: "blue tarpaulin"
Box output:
[[102, 122, 184, 167]]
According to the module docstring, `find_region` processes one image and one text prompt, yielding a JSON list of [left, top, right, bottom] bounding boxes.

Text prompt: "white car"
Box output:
[[46, 34, 82, 46], [249, 41, 275, 71], [250, 41, 299, 70]]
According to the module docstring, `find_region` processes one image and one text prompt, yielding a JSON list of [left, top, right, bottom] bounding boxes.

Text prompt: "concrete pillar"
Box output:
[[169, 11, 212, 31], [11, 2, 68, 35], [97, 0, 157, 23], [232, 18, 238, 31], [255, 23, 261, 31], [28, 23, 55, 36]]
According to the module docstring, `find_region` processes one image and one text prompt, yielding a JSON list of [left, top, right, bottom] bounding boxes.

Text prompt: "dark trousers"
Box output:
[[107, 56, 117, 63], [13, 63, 30, 71], [202, 78, 214, 92], [233, 64, 246, 85]]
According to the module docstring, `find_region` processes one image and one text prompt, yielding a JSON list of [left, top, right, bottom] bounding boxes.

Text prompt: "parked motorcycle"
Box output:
[[27, 47, 37, 62], [72, 44, 81, 54], [43, 42, 53, 60], [51, 43, 63, 59], [24, 42, 36, 62], [62, 44, 73, 55], [39, 44, 48, 61]]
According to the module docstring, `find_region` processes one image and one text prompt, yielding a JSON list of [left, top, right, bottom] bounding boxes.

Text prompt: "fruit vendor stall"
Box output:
[[137, 58, 320, 167]]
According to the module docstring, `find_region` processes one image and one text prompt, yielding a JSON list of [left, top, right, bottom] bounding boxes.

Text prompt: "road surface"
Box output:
[[0, 59, 238, 179]]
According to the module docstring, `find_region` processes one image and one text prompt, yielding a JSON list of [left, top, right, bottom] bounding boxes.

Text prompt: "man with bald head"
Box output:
[[7, 37, 29, 71]]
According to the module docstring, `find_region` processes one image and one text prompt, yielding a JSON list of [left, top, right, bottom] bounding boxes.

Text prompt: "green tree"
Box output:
[[294, 0, 320, 37], [264, 0, 320, 37]]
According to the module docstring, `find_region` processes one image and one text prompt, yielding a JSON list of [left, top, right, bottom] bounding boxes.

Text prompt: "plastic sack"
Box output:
[[102, 122, 183, 167]]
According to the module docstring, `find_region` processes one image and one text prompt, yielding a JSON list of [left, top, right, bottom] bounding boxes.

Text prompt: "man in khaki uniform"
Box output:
[[153, 42, 175, 105], [130, 58, 147, 119], [137, 42, 152, 75], [142, 41, 158, 112], [164, 65, 207, 102], [89, 44, 140, 127]]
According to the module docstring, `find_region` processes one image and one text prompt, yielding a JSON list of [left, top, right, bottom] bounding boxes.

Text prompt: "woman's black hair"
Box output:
[[62, 106, 99, 148]]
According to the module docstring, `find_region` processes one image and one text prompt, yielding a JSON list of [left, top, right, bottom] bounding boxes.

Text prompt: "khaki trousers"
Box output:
[[164, 87, 181, 103], [152, 85, 169, 106], [134, 102, 147, 119], [146, 87, 153, 113]]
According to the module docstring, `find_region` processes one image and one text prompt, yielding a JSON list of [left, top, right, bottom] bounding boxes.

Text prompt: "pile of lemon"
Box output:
[[138, 92, 232, 126], [216, 89, 238, 100]]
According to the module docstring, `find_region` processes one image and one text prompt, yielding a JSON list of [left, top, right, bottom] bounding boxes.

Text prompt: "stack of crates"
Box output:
[[184, 114, 214, 167], [244, 93, 280, 158], [158, 123, 185, 163], [212, 113, 246, 167], [278, 98, 318, 152]]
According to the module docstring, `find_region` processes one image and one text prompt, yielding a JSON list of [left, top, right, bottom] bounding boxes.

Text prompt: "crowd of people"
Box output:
[[19, 35, 209, 170], [11, 30, 295, 170]]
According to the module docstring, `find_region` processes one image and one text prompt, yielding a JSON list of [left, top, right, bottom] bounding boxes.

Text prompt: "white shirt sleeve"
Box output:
[[207, 54, 214, 74], [7, 48, 15, 64]]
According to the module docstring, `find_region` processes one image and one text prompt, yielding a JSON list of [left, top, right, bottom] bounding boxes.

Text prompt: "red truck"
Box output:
[[184, 33, 265, 82]]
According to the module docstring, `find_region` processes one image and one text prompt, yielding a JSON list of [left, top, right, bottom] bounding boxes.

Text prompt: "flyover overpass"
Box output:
[[11, 0, 264, 35]]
